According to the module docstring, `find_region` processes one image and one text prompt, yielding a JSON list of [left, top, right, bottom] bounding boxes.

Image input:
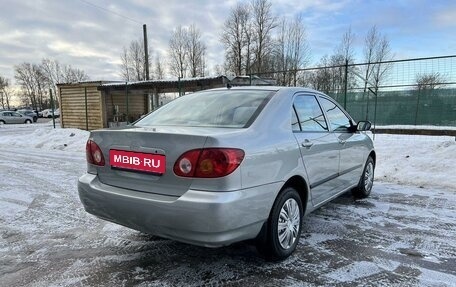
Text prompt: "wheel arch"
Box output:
[[368, 150, 376, 167], [282, 175, 309, 214]]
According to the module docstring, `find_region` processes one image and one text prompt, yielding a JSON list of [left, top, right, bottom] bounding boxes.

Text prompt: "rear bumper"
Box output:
[[78, 173, 281, 247]]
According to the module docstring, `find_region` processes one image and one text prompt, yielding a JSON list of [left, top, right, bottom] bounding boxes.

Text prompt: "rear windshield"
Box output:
[[135, 89, 274, 128]]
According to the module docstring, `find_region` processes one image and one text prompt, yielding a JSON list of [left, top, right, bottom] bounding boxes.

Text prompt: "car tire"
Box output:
[[352, 156, 375, 199], [25, 119, 32, 124], [256, 186, 303, 261], [0, 120, 5, 125]]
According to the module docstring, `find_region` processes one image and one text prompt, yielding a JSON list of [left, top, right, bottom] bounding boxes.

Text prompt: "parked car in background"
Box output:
[[42, 108, 60, 118], [0, 111, 33, 124], [17, 110, 38, 122], [78, 87, 375, 261]]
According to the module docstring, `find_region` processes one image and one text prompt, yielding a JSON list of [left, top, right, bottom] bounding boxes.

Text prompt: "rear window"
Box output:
[[135, 89, 274, 128]]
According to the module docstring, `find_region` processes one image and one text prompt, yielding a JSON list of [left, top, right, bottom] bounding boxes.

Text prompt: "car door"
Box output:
[[292, 94, 341, 205], [318, 96, 366, 190], [3, 112, 15, 124], [11, 112, 23, 124]]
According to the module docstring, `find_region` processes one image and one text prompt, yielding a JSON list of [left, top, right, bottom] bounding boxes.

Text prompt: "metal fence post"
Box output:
[[49, 89, 55, 129], [125, 82, 129, 124], [414, 90, 421, 125], [344, 59, 348, 109], [178, 77, 181, 97]]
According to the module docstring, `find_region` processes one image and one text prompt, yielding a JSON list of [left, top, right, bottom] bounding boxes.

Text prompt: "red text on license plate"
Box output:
[[109, 149, 166, 174]]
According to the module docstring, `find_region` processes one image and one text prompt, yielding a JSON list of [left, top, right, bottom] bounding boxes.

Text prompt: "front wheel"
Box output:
[[256, 187, 303, 261], [0, 120, 5, 125], [352, 156, 375, 199], [25, 119, 32, 124]]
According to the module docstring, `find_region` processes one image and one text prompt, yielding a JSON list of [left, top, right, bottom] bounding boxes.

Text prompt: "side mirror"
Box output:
[[356, 121, 371, 131]]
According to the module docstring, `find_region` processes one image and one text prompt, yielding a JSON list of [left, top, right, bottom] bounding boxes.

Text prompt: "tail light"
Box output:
[[86, 140, 105, 166], [174, 148, 245, 178]]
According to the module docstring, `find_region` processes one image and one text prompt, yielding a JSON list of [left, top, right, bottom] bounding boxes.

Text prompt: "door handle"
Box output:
[[301, 140, 313, 148]]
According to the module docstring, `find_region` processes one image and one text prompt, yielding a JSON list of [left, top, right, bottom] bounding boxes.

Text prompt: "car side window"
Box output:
[[293, 95, 328, 132], [319, 97, 351, 132]]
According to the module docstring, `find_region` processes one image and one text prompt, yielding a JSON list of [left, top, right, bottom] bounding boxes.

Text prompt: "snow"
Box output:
[[372, 133, 456, 189], [325, 261, 381, 282], [0, 121, 89, 152], [375, 124, 456, 131]]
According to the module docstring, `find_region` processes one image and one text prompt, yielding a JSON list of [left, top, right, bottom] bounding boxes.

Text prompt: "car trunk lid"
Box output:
[[93, 126, 213, 197]]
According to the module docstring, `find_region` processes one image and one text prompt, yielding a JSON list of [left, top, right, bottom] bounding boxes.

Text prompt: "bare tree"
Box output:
[[14, 63, 40, 110], [168, 26, 189, 78], [275, 14, 310, 86], [362, 25, 380, 99], [359, 25, 393, 119], [221, 2, 251, 75], [321, 27, 357, 100], [307, 55, 332, 94], [40, 58, 89, 108], [120, 38, 151, 81], [371, 35, 393, 94], [154, 52, 165, 79], [61, 65, 89, 83], [186, 24, 207, 77], [41, 58, 62, 89], [14, 59, 89, 110], [250, 0, 277, 74], [120, 47, 131, 81], [361, 26, 393, 95], [416, 72, 446, 90], [0, 76, 13, 109], [337, 26, 356, 64], [41, 58, 89, 85]]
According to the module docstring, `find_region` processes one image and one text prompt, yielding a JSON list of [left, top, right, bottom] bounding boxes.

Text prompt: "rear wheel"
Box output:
[[25, 119, 32, 124], [0, 120, 5, 125], [352, 156, 375, 199], [256, 187, 303, 261]]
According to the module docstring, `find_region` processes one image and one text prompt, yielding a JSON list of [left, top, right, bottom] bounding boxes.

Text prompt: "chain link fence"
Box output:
[[251, 55, 456, 127]]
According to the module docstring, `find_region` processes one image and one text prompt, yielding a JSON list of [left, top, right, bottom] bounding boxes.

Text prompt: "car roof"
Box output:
[[203, 86, 324, 95]]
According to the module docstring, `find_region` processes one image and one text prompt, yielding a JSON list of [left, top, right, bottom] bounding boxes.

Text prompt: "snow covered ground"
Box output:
[[0, 122, 455, 286]]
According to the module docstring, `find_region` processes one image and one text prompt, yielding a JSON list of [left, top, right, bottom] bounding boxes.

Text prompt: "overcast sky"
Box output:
[[0, 0, 455, 82]]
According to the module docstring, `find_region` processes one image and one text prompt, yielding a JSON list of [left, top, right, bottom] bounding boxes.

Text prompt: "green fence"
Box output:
[[336, 87, 456, 126], [252, 55, 456, 127]]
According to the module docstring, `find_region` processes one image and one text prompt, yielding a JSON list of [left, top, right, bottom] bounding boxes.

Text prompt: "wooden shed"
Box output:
[[57, 81, 117, 130], [58, 81, 103, 130]]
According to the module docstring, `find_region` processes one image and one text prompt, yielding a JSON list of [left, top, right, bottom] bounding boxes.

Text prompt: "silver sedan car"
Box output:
[[0, 111, 34, 124], [78, 87, 375, 261]]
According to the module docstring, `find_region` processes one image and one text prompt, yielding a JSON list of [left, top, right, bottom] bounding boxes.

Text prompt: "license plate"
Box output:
[[109, 149, 166, 174]]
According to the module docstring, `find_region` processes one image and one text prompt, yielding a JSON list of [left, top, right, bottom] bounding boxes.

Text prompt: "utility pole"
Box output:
[[143, 24, 149, 80], [143, 24, 154, 111]]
